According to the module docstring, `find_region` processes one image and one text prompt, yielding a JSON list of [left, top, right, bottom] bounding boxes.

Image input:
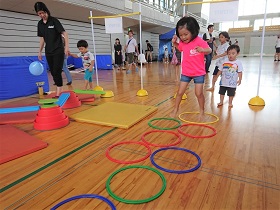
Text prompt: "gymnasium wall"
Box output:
[[0, 10, 111, 57], [228, 35, 277, 56]]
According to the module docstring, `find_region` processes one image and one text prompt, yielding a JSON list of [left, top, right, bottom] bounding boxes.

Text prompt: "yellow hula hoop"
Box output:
[[178, 112, 219, 125], [89, 12, 141, 19]]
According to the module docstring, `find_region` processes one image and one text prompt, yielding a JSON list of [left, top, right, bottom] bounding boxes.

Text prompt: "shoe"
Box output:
[[52, 95, 59, 99], [274, 59, 277, 61], [66, 81, 72, 85], [126, 70, 131, 74]]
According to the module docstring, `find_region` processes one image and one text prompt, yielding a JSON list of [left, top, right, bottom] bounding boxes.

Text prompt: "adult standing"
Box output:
[[203, 24, 217, 73], [114, 38, 122, 69], [145, 40, 153, 63], [34, 2, 70, 98], [274, 35, 280, 61], [124, 30, 139, 74]]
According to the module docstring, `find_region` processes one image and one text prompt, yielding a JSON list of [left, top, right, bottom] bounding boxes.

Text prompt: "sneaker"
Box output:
[[126, 70, 131, 74], [66, 81, 72, 85]]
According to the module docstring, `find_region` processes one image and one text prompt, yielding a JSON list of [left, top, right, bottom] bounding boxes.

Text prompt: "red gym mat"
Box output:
[[0, 125, 48, 164], [0, 101, 39, 124], [0, 112, 37, 124]]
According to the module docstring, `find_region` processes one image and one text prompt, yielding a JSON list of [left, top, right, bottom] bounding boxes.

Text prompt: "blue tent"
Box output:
[[158, 28, 175, 61], [159, 28, 176, 40]]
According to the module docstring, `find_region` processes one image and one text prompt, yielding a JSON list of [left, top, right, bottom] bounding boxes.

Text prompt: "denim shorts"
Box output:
[[180, 75, 205, 84]]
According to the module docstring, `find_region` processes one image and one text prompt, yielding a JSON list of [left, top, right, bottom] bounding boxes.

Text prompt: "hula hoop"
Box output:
[[141, 130, 182, 147], [106, 165, 166, 204], [106, 141, 151, 164], [150, 147, 201, 174], [148, 117, 182, 130], [179, 112, 219, 124], [50, 194, 116, 210], [178, 124, 217, 138]]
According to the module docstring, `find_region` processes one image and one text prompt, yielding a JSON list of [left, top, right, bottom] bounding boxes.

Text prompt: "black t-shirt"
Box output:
[[147, 43, 153, 51], [37, 16, 64, 55]]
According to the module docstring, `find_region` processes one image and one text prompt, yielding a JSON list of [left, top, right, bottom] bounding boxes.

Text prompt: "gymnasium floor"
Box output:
[[0, 57, 279, 209]]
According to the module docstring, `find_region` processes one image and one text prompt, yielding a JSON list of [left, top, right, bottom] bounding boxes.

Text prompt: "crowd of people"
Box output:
[[38, 1, 280, 116]]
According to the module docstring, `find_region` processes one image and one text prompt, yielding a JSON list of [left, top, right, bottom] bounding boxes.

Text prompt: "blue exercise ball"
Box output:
[[29, 61, 44, 76]]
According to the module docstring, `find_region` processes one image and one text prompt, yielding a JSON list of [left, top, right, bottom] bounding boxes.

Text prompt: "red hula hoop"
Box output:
[[106, 141, 152, 164], [141, 130, 182, 147], [178, 124, 217, 138]]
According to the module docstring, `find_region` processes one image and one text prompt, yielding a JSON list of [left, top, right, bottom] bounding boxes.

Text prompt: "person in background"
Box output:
[[62, 35, 72, 85], [170, 16, 212, 118], [274, 35, 280, 61], [216, 45, 243, 108], [164, 48, 169, 63], [124, 30, 139, 74], [146, 40, 153, 63], [233, 39, 239, 46], [114, 38, 122, 70], [203, 24, 217, 73], [206, 31, 230, 91], [34, 1, 70, 98], [69, 40, 95, 90]]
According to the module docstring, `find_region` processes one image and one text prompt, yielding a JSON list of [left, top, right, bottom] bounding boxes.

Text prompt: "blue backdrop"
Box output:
[[158, 29, 175, 61], [0, 56, 49, 100]]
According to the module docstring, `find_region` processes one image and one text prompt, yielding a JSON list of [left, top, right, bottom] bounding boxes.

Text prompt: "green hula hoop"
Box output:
[[148, 117, 182, 130], [106, 165, 166, 204]]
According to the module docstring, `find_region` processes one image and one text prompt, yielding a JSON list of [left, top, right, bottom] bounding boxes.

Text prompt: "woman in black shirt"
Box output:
[[34, 2, 70, 97]]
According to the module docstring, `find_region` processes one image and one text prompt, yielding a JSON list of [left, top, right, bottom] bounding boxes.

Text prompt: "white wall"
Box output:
[[0, 10, 111, 57]]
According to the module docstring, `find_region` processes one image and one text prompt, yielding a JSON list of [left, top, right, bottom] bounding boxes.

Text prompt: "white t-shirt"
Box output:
[[219, 59, 243, 88], [77, 51, 94, 69], [215, 42, 230, 66], [276, 38, 280, 48], [126, 38, 137, 53]]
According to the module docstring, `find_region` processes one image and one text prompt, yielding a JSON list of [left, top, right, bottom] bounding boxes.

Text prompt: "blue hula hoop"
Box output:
[[150, 147, 201, 174], [51, 194, 116, 210]]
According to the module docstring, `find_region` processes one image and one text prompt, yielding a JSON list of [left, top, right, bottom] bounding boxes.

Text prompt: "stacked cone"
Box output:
[[62, 91, 81, 109], [34, 106, 69, 131]]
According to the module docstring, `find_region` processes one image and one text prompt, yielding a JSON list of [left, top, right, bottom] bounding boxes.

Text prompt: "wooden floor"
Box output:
[[0, 57, 279, 210]]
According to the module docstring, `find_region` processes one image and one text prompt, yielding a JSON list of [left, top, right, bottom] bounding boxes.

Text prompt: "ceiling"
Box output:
[[0, 0, 174, 34]]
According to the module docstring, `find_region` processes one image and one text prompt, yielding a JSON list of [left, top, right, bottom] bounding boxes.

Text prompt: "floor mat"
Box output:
[[0, 125, 48, 164], [70, 102, 157, 129]]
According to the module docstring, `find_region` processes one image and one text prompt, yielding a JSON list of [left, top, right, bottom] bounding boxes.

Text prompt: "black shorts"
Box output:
[[219, 86, 236, 96], [213, 66, 220, 75], [276, 47, 280, 53]]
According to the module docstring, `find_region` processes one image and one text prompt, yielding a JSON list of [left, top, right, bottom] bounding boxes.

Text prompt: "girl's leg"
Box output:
[[170, 81, 189, 118], [194, 83, 205, 115], [228, 96, 234, 107]]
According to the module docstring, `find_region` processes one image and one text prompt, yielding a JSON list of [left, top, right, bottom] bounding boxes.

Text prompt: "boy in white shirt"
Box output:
[[217, 44, 243, 108]]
